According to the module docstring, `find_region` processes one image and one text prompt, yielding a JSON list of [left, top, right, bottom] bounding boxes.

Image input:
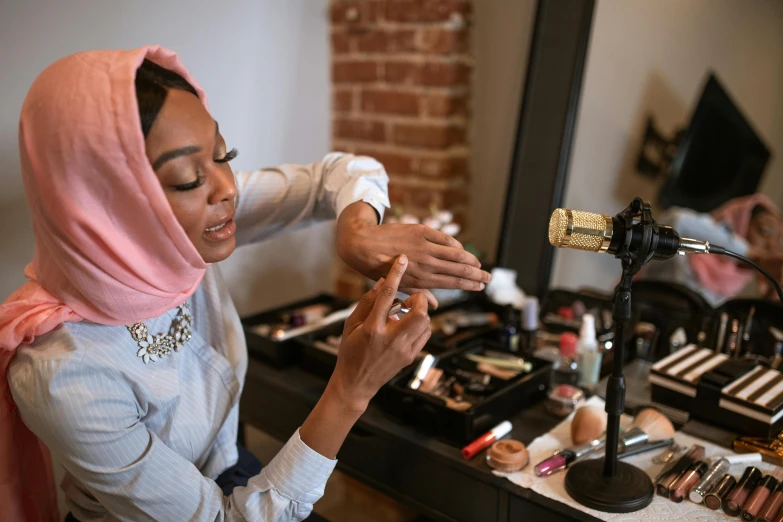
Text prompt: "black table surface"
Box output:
[[240, 358, 602, 522]]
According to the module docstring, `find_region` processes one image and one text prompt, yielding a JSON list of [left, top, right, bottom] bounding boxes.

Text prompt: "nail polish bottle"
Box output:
[[743, 475, 779, 521], [757, 480, 783, 522], [724, 467, 763, 517], [705, 474, 737, 510], [669, 460, 708, 503]]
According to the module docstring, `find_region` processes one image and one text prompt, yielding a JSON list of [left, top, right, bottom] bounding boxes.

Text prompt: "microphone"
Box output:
[[548, 208, 711, 260]]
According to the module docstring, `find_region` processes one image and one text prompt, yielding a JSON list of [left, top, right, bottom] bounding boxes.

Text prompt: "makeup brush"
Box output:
[[571, 406, 607, 445], [620, 408, 675, 449]]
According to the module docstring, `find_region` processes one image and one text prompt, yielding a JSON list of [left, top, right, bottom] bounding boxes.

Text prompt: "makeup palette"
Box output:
[[651, 345, 783, 437]]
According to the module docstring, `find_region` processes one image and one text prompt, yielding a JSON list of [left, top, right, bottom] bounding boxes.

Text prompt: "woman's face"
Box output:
[[747, 210, 782, 253], [144, 89, 238, 263]]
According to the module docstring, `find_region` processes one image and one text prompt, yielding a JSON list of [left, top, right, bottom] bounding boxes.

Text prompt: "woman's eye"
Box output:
[[173, 177, 204, 191], [215, 148, 238, 163]]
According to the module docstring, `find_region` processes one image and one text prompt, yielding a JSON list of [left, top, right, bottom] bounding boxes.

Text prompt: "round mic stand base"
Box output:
[[564, 459, 654, 513]]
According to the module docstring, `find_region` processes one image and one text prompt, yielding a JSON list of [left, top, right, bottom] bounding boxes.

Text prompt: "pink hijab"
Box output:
[[689, 193, 781, 298], [0, 46, 209, 522]]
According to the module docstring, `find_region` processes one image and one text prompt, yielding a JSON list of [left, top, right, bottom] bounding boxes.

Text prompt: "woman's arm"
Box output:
[[9, 258, 428, 522], [336, 202, 491, 302], [233, 152, 389, 246], [300, 255, 430, 457], [9, 359, 337, 522], [233, 152, 491, 300]]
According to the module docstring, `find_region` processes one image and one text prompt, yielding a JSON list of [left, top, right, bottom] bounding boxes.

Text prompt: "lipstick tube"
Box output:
[[670, 460, 708, 503], [687, 454, 760, 505], [461, 421, 512, 459], [724, 467, 763, 517], [743, 475, 779, 521], [655, 445, 706, 497], [705, 474, 737, 511], [689, 458, 730, 504], [757, 480, 783, 522], [534, 437, 606, 477]]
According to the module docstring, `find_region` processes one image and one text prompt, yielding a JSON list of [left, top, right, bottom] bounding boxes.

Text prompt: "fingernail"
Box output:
[[374, 278, 385, 290], [479, 283, 486, 291], [398, 255, 408, 265]]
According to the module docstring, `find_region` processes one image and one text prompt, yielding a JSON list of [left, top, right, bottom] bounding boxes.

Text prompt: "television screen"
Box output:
[[658, 73, 770, 213]]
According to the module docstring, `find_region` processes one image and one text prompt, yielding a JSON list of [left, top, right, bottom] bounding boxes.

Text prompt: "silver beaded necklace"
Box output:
[[127, 303, 193, 364]]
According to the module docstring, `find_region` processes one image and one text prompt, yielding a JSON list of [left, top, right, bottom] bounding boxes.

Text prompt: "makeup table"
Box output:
[[240, 357, 601, 522]]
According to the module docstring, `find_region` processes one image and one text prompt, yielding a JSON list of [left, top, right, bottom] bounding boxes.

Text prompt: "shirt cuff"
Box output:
[[257, 428, 337, 504], [336, 189, 390, 224], [363, 192, 390, 223]]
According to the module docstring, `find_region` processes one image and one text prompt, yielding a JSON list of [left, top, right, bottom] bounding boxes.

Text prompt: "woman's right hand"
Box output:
[[330, 254, 432, 413]]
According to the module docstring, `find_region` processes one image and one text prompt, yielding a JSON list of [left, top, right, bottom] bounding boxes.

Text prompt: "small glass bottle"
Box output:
[[501, 305, 521, 352], [578, 314, 602, 390], [519, 297, 539, 356], [552, 332, 580, 387]]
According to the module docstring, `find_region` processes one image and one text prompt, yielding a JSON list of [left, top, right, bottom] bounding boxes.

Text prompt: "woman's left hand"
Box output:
[[336, 202, 492, 308]]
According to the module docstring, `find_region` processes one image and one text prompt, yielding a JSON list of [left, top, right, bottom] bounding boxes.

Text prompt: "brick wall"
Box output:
[[331, 0, 473, 299]]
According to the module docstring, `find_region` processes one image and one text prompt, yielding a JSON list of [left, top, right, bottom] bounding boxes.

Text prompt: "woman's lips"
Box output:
[[203, 218, 236, 242]]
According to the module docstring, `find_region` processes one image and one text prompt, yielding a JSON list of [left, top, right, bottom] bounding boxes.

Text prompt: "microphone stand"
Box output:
[[564, 198, 657, 513]]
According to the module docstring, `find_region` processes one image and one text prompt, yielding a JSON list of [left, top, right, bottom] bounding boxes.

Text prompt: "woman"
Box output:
[[639, 194, 783, 306], [0, 46, 491, 522]]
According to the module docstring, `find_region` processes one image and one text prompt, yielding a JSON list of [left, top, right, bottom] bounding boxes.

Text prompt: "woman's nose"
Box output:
[[209, 167, 237, 206]]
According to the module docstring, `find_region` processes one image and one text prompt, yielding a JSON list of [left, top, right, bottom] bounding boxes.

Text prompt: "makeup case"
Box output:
[[298, 320, 344, 379], [382, 338, 551, 446], [630, 280, 712, 361], [695, 362, 783, 437], [705, 299, 783, 360], [426, 295, 508, 352], [539, 288, 614, 336], [297, 295, 506, 379], [241, 294, 351, 368], [650, 344, 731, 412], [651, 345, 783, 437]]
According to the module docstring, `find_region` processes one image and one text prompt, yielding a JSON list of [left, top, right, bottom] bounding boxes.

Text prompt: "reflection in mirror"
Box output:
[[550, 0, 783, 307]]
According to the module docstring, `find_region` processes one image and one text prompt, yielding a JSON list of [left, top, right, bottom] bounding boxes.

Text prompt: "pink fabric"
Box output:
[[689, 193, 780, 297], [0, 46, 209, 522]]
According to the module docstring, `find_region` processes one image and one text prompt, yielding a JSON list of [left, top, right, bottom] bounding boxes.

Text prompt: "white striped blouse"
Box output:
[[8, 153, 389, 522]]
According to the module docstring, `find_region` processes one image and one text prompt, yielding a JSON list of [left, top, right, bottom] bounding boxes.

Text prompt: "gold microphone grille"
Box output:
[[548, 209, 568, 247], [548, 209, 613, 252]]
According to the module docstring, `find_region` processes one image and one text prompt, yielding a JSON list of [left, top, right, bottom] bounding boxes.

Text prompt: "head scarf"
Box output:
[[0, 46, 209, 521], [689, 193, 781, 298]]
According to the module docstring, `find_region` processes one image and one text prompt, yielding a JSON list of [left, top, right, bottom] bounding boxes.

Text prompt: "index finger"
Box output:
[[369, 255, 408, 325], [344, 278, 384, 333]]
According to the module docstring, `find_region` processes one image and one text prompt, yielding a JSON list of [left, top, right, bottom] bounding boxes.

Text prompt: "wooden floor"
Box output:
[[245, 425, 429, 522]]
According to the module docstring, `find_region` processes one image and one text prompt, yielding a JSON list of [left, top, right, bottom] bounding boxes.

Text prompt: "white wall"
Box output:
[[469, 0, 537, 261], [552, 0, 783, 292], [0, 0, 334, 316]]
